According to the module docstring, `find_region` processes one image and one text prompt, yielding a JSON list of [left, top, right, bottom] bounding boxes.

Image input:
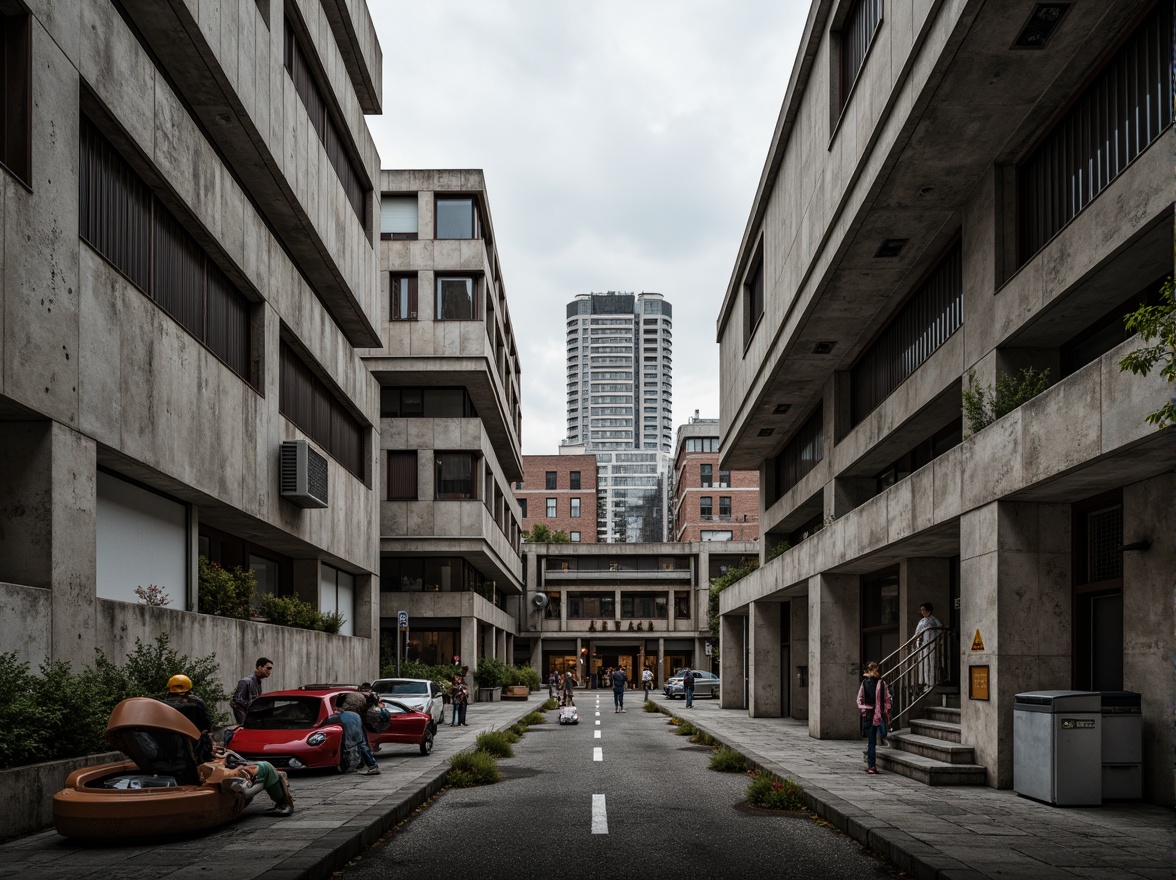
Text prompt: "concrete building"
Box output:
[[0, 1, 385, 686], [365, 170, 523, 673], [672, 415, 760, 543], [516, 542, 758, 688], [715, 0, 1173, 803], [516, 451, 599, 543]]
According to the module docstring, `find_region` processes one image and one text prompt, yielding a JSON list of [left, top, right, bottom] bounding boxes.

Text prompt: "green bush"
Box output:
[[197, 556, 253, 619], [675, 720, 696, 737], [962, 367, 1051, 436], [746, 772, 806, 810], [475, 731, 515, 758], [643, 699, 661, 713], [710, 748, 749, 773], [690, 730, 715, 746], [473, 657, 510, 689], [447, 751, 500, 787], [509, 722, 527, 737], [523, 711, 548, 725], [257, 594, 345, 633], [504, 664, 541, 690], [540, 698, 559, 711]]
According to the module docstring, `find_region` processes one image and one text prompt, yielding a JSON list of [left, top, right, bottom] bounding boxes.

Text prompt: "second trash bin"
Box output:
[[1013, 690, 1101, 806]]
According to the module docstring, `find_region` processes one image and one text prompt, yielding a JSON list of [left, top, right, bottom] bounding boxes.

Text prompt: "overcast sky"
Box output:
[[367, 3, 807, 455]]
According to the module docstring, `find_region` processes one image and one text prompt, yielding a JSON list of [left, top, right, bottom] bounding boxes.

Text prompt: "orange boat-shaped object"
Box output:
[[53, 698, 256, 839]]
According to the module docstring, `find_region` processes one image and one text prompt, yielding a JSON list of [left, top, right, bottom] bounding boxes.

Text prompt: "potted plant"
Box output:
[[473, 657, 508, 702], [502, 664, 539, 700]]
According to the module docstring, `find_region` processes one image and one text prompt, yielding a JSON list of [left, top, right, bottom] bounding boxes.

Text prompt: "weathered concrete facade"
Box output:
[[0, 0, 383, 691], [715, 0, 1173, 803], [365, 170, 524, 677]]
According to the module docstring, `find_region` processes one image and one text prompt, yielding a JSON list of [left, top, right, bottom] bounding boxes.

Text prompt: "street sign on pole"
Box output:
[[398, 610, 409, 631]]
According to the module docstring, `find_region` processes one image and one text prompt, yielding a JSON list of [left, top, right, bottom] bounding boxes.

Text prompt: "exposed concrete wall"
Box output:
[[790, 597, 809, 721], [0, 584, 51, 667], [0, 750, 124, 842], [809, 573, 859, 739], [719, 613, 745, 710], [748, 600, 782, 716]]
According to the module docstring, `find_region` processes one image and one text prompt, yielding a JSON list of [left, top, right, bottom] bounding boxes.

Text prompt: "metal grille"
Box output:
[[851, 242, 962, 424], [279, 340, 365, 479], [774, 404, 824, 496], [840, 0, 883, 108], [1018, 2, 1172, 261], [1087, 505, 1123, 583]]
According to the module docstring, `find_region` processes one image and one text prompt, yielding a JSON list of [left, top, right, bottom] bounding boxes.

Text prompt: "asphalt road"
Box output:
[[341, 694, 898, 880]]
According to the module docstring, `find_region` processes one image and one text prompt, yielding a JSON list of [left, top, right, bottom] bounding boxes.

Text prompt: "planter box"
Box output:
[[501, 686, 530, 700], [0, 751, 124, 841], [476, 686, 502, 703]]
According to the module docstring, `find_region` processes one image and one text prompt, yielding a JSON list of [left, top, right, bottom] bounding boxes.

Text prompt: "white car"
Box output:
[[663, 670, 720, 699], [372, 678, 444, 727]]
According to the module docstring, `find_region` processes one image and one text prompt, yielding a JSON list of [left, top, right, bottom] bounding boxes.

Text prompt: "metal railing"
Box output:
[[877, 626, 954, 729]]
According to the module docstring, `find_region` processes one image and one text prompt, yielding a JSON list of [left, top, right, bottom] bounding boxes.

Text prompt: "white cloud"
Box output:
[[368, 2, 806, 453]]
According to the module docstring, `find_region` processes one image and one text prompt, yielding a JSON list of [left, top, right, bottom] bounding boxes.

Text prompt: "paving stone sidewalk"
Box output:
[[671, 697, 1173, 880], [0, 697, 541, 880]]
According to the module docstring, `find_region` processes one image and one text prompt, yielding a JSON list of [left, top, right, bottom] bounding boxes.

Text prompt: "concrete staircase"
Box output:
[[876, 705, 987, 785]]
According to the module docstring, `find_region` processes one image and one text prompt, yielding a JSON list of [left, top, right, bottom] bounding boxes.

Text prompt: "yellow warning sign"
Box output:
[[971, 629, 985, 652]]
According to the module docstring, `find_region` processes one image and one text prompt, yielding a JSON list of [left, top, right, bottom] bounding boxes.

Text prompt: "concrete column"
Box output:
[[719, 613, 744, 709], [496, 627, 507, 661], [667, 587, 676, 626], [748, 600, 782, 717], [790, 597, 809, 720], [459, 617, 477, 669], [530, 636, 542, 676], [960, 500, 1070, 788], [808, 572, 859, 738], [50, 424, 98, 673], [657, 637, 664, 687], [900, 558, 951, 645], [1123, 473, 1175, 805]]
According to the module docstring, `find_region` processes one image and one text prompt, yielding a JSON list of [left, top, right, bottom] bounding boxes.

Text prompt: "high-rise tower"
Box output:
[[564, 292, 673, 542]]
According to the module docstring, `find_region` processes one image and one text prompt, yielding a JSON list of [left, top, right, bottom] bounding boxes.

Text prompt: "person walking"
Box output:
[[548, 670, 558, 700], [561, 670, 576, 707], [451, 674, 469, 726], [230, 657, 273, 724], [683, 669, 696, 708], [856, 661, 892, 775], [642, 667, 653, 701], [610, 666, 628, 712]]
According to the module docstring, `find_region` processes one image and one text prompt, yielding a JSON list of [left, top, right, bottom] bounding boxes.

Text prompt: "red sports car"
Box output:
[[229, 686, 435, 771]]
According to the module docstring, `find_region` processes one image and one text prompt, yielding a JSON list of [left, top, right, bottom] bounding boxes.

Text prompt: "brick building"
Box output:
[[517, 452, 599, 543], [672, 417, 759, 542]]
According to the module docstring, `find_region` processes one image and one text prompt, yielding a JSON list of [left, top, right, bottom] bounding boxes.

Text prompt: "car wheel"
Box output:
[[419, 727, 434, 756]]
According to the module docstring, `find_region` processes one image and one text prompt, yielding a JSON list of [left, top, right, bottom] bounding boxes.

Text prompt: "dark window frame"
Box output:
[[0, 8, 32, 186], [742, 248, 764, 351], [387, 450, 418, 500], [837, 0, 884, 113], [545, 471, 558, 490], [435, 274, 482, 321], [279, 337, 367, 481], [390, 273, 418, 321], [773, 404, 825, 498], [434, 451, 480, 501], [434, 194, 481, 240]]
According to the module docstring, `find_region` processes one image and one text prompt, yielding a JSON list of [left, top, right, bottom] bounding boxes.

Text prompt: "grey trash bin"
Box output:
[[1100, 691, 1142, 800], [1013, 690, 1101, 805]]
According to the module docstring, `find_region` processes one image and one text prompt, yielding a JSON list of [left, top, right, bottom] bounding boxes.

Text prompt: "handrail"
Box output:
[[877, 626, 954, 729]]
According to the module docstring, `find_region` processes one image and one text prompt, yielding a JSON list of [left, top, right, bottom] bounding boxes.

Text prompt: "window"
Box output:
[[743, 251, 764, 345], [850, 241, 962, 424], [700, 530, 734, 541], [685, 438, 719, 453], [773, 405, 823, 498], [861, 567, 899, 667], [544, 590, 562, 618], [1018, 3, 1172, 261], [283, 17, 368, 227], [699, 496, 713, 518], [568, 592, 615, 618], [546, 498, 557, 518], [518, 498, 527, 518], [391, 274, 417, 320], [0, 10, 31, 184], [621, 592, 668, 618], [381, 387, 478, 419], [838, 0, 883, 111], [545, 471, 558, 490], [279, 340, 366, 479], [435, 196, 479, 239], [380, 195, 418, 239], [719, 497, 731, 518], [700, 464, 713, 488], [435, 452, 478, 500], [674, 591, 690, 618], [718, 469, 730, 487], [570, 531, 581, 543], [387, 451, 418, 500], [80, 118, 254, 384], [436, 276, 479, 320], [571, 498, 581, 518], [570, 471, 581, 490]]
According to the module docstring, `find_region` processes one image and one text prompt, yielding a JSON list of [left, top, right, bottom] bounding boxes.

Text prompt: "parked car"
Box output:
[[229, 686, 434, 771], [664, 670, 720, 699], [371, 677, 445, 726]]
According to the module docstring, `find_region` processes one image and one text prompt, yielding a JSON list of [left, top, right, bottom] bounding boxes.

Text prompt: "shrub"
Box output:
[[134, 584, 171, 606], [473, 657, 510, 689], [504, 664, 541, 690], [259, 593, 319, 629], [690, 730, 715, 746], [1119, 276, 1176, 429], [746, 772, 806, 810], [710, 748, 749, 773], [197, 556, 253, 619], [675, 721, 696, 737], [475, 731, 514, 758], [540, 698, 559, 711], [509, 722, 526, 737], [523, 711, 548, 725], [318, 610, 345, 635], [447, 751, 500, 787], [643, 700, 661, 713], [961, 367, 1051, 436]]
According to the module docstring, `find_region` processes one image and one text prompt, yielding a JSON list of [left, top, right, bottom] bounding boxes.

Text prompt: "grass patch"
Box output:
[[709, 748, 748, 773], [475, 731, 515, 758], [446, 751, 500, 787], [523, 711, 547, 725], [501, 728, 521, 744], [689, 730, 715, 746], [540, 698, 559, 711], [643, 700, 661, 713], [746, 771, 806, 810], [509, 722, 526, 737], [675, 721, 696, 737]]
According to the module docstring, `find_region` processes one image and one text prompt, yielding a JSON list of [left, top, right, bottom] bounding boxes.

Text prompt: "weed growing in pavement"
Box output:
[[509, 722, 526, 737], [690, 730, 715, 746], [642, 700, 660, 713], [523, 711, 547, 725], [501, 728, 521, 744], [675, 721, 696, 737], [746, 771, 806, 810], [709, 748, 749, 773], [475, 731, 515, 758], [446, 751, 500, 787], [540, 697, 559, 711]]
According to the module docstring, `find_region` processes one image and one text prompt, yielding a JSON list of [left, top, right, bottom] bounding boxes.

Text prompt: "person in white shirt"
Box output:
[[914, 603, 942, 689], [641, 667, 653, 700]]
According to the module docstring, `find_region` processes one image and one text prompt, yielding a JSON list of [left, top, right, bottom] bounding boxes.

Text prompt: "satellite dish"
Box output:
[[531, 592, 549, 610]]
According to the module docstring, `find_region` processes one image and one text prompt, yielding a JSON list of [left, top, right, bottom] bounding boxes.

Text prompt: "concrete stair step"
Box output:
[[911, 717, 962, 742], [871, 747, 987, 786], [887, 731, 976, 764], [926, 705, 961, 724]]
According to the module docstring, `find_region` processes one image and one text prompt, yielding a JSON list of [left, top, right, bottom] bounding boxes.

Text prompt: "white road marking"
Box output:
[[595, 711, 600, 716], [595, 720, 600, 725], [593, 747, 603, 761], [592, 794, 608, 834], [594, 729, 601, 739]]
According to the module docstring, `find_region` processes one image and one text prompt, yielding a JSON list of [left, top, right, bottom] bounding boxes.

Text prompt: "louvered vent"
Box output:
[[279, 440, 329, 509]]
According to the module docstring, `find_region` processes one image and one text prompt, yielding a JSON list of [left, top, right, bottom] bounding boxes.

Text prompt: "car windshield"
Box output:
[[244, 696, 322, 730], [375, 681, 428, 695]]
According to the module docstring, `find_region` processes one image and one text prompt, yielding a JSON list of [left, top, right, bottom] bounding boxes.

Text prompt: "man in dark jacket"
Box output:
[[610, 667, 629, 713], [683, 669, 696, 708]]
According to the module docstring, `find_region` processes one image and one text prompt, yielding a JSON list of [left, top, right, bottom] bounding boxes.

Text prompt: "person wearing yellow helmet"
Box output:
[[161, 673, 213, 760]]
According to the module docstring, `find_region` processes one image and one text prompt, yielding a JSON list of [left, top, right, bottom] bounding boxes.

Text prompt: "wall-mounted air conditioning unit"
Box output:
[[280, 439, 329, 509]]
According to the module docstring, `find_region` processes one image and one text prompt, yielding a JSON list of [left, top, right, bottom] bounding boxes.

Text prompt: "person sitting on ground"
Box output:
[[214, 746, 295, 816], [161, 674, 214, 763]]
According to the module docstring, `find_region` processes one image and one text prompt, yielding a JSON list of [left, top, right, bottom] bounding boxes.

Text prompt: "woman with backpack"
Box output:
[[856, 661, 892, 775]]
